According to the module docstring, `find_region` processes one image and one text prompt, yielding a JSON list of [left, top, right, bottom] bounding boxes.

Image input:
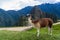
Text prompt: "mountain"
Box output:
[[30, 6, 43, 20], [17, 3, 60, 19], [18, 6, 33, 15], [38, 3, 60, 19], [0, 2, 60, 26]]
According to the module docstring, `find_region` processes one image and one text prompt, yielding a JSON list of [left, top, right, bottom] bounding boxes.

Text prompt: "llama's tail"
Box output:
[[48, 18, 53, 28]]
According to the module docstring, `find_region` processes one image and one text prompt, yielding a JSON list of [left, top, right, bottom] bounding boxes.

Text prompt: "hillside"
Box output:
[[0, 3, 60, 26]]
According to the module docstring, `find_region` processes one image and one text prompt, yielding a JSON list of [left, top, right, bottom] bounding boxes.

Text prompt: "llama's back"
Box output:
[[48, 18, 53, 28], [40, 18, 53, 27]]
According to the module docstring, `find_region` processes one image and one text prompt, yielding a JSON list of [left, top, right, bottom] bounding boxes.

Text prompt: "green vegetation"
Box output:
[[17, 15, 28, 26], [0, 24, 60, 40]]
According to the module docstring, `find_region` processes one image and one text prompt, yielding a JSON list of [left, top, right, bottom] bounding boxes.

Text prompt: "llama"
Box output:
[[27, 14, 53, 37]]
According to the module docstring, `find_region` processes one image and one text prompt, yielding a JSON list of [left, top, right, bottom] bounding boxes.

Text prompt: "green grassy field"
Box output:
[[0, 24, 60, 40]]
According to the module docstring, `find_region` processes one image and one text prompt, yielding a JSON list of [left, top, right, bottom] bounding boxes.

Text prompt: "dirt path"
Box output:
[[53, 22, 60, 25], [0, 22, 60, 31], [0, 26, 32, 31]]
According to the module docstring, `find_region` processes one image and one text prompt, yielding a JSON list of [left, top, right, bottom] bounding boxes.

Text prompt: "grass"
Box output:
[[0, 24, 60, 40]]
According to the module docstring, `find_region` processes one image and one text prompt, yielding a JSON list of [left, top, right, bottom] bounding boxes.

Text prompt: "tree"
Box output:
[[18, 15, 28, 26]]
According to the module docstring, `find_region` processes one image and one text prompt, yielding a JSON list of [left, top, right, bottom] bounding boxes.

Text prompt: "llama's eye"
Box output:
[[30, 19, 32, 20]]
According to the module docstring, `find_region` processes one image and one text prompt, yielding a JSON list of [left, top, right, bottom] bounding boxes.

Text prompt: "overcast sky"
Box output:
[[0, 0, 60, 10]]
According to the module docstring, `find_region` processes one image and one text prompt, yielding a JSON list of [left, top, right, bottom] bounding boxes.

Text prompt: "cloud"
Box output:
[[0, 0, 60, 10], [34, 0, 60, 3], [55, 0, 60, 2], [0, 0, 41, 10], [0, 0, 20, 10], [18, 0, 41, 8]]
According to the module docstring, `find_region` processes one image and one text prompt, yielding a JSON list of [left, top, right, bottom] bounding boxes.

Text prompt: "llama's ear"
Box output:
[[26, 14, 29, 17], [26, 14, 31, 17]]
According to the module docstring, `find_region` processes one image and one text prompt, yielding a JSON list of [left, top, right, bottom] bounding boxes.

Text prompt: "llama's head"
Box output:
[[26, 14, 39, 21], [26, 14, 33, 26]]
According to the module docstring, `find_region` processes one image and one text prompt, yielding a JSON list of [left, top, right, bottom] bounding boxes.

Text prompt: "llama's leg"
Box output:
[[34, 22, 40, 37], [50, 28, 52, 35], [48, 27, 50, 35], [48, 27, 52, 35], [37, 28, 40, 37]]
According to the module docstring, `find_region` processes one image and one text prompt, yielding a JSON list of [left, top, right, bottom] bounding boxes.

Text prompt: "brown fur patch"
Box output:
[[31, 18, 53, 28]]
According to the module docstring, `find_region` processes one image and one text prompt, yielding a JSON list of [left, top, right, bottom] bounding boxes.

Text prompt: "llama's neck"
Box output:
[[28, 17, 32, 23], [28, 17, 34, 27]]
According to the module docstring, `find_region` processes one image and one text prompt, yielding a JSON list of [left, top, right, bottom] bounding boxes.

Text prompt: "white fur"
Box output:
[[37, 28, 40, 37], [28, 16, 34, 27], [48, 27, 52, 35], [28, 16, 40, 37]]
